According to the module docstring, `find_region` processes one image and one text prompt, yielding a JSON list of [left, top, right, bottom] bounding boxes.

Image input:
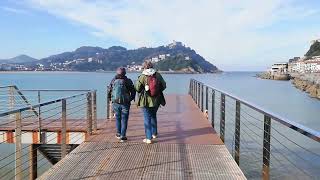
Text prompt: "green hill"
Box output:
[[305, 41, 320, 58], [35, 42, 219, 73]]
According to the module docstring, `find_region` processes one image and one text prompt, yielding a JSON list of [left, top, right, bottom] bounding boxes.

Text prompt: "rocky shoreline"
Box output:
[[290, 73, 320, 99], [257, 72, 290, 80]]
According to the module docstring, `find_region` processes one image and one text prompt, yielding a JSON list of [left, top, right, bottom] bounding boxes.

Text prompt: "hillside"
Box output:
[[0, 55, 38, 64], [305, 41, 320, 58], [35, 42, 219, 73]]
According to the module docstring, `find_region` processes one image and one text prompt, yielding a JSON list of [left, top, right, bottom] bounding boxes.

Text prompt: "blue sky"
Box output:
[[0, 0, 320, 71]]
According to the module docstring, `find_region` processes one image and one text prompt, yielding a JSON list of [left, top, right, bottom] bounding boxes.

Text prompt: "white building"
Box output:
[[159, 54, 166, 60], [304, 60, 320, 73], [151, 57, 159, 62], [168, 40, 183, 48], [270, 63, 288, 75]]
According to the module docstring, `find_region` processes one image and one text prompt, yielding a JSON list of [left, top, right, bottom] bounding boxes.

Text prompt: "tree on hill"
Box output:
[[305, 41, 320, 58]]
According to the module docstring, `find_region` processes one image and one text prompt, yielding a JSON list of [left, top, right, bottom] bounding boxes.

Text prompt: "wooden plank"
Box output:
[[87, 95, 223, 145], [38, 95, 245, 179]]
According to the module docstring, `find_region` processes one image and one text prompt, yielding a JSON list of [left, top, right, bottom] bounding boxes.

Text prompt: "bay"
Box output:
[[0, 71, 319, 179]]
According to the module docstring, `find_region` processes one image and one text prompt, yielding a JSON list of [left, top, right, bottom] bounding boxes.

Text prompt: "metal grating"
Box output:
[[38, 142, 246, 180]]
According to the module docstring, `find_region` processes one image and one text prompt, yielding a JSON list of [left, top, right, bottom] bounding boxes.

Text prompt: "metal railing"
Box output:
[[0, 86, 97, 180], [0, 85, 38, 114], [189, 79, 320, 180]]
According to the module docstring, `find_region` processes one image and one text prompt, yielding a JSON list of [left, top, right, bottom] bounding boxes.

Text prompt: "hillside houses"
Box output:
[[289, 56, 320, 73]]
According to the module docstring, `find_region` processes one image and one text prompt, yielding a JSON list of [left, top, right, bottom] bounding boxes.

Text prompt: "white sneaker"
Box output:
[[152, 135, 157, 139], [143, 139, 152, 144]]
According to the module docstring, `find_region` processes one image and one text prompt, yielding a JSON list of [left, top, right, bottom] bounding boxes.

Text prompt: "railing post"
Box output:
[[15, 111, 22, 180], [195, 82, 197, 103], [197, 83, 201, 107], [92, 90, 97, 133], [193, 80, 197, 102], [262, 115, 271, 180], [189, 80, 192, 95], [211, 89, 215, 128], [40, 129, 47, 144], [220, 94, 225, 143], [190, 80, 193, 99], [87, 93, 93, 135], [9, 87, 15, 118], [235, 101, 241, 165], [205, 86, 208, 111], [201, 84, 204, 112], [38, 91, 43, 143], [61, 99, 67, 158], [106, 86, 111, 119]]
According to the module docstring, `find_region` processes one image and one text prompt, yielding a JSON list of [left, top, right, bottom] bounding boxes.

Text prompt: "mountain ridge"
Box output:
[[0, 55, 38, 63], [1, 42, 220, 73], [36, 42, 219, 73]]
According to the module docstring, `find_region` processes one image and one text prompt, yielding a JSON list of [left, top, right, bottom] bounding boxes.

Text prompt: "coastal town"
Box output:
[[260, 39, 320, 99]]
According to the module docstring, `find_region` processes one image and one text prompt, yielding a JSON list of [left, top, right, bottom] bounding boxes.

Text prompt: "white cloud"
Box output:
[[26, 0, 320, 70], [1, 6, 30, 15]]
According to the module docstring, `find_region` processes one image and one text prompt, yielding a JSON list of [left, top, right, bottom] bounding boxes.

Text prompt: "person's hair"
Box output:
[[116, 67, 126, 75], [143, 61, 153, 69]]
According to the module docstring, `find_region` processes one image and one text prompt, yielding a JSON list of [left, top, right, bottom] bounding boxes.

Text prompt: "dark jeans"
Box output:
[[142, 106, 159, 140], [112, 103, 130, 137]]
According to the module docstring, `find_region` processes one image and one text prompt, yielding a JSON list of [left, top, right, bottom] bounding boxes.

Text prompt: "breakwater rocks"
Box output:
[[257, 72, 290, 80], [291, 73, 320, 99]]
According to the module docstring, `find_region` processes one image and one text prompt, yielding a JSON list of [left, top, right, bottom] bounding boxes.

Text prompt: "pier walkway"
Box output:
[[39, 95, 246, 179]]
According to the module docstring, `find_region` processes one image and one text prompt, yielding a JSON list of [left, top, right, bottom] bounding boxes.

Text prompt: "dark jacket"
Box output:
[[108, 75, 136, 104]]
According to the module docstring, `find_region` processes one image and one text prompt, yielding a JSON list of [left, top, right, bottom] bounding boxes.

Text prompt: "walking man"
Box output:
[[135, 61, 166, 144], [108, 67, 136, 142]]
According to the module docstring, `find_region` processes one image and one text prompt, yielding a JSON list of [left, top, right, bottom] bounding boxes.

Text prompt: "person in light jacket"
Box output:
[[135, 61, 166, 144]]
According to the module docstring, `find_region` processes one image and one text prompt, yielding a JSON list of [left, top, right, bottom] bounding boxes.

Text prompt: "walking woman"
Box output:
[[135, 61, 166, 144], [108, 67, 136, 142]]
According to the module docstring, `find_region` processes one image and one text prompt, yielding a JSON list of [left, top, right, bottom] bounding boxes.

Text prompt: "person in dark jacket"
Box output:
[[108, 67, 136, 142], [135, 61, 166, 144]]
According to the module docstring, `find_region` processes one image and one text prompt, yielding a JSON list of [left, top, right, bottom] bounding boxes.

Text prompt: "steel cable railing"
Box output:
[[189, 79, 320, 180], [0, 87, 97, 180]]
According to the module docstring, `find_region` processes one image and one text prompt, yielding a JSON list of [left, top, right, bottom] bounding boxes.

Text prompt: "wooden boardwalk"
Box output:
[[39, 95, 246, 180]]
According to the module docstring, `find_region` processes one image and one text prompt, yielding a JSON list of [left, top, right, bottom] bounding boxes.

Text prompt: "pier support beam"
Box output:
[[29, 144, 37, 180], [15, 111, 22, 180]]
